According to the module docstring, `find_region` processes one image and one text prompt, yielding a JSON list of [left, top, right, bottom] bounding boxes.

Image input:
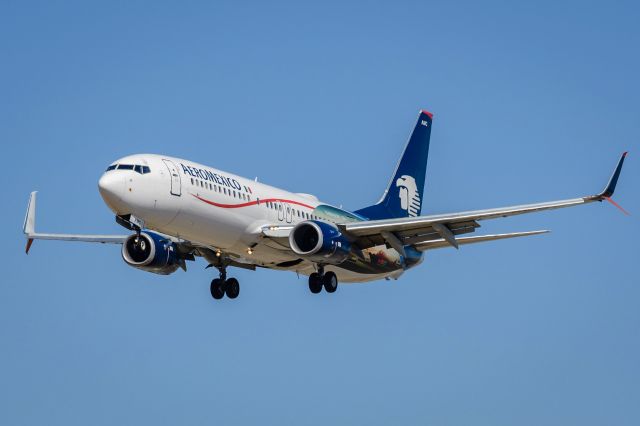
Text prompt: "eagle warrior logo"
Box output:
[[396, 175, 420, 217]]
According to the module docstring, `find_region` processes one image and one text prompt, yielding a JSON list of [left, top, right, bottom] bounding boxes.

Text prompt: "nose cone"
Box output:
[[98, 173, 126, 213]]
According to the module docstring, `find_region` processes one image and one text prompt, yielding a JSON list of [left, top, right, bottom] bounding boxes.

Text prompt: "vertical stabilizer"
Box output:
[[355, 110, 433, 219]]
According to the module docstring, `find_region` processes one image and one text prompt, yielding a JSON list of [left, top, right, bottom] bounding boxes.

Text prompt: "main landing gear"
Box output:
[[210, 268, 240, 300], [308, 266, 338, 294]]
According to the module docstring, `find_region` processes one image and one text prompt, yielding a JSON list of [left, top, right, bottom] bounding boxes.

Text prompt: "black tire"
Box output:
[[308, 273, 322, 294], [322, 271, 338, 293], [225, 278, 240, 299], [210, 278, 224, 300]]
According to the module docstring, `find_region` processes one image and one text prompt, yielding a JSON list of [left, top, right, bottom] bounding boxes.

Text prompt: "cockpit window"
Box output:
[[105, 163, 151, 174]]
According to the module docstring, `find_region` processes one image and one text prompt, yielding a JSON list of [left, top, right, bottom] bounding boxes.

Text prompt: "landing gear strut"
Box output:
[[210, 267, 240, 300], [308, 266, 338, 294]]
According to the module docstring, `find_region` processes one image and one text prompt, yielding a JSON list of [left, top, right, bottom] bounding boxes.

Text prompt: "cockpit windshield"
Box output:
[[105, 164, 151, 174]]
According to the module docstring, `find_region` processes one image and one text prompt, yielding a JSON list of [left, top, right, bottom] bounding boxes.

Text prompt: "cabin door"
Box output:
[[162, 159, 181, 196]]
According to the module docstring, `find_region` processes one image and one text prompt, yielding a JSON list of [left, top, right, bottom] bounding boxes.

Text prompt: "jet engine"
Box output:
[[121, 231, 181, 275], [289, 220, 352, 264]]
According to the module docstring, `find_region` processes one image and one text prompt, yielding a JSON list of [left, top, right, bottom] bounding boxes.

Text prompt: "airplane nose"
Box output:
[[98, 173, 125, 212]]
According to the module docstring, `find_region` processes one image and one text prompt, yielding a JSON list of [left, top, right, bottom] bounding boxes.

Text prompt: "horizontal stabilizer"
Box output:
[[414, 230, 549, 251]]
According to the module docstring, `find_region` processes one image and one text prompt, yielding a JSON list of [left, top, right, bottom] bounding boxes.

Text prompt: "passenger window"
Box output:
[[224, 188, 227, 195], [191, 178, 194, 185]]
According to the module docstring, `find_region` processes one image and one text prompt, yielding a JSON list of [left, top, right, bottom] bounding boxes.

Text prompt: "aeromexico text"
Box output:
[[180, 163, 243, 190]]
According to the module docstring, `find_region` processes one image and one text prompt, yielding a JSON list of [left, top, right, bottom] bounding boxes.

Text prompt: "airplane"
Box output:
[[23, 110, 628, 300]]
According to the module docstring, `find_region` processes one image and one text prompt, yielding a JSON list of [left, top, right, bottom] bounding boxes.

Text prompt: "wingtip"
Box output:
[[529, 230, 551, 236], [596, 152, 627, 199]]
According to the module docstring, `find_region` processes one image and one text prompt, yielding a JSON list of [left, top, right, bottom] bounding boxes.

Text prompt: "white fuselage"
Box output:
[[98, 154, 407, 283]]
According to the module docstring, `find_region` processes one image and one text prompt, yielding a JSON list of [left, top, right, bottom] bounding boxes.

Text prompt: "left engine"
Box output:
[[121, 231, 181, 275]]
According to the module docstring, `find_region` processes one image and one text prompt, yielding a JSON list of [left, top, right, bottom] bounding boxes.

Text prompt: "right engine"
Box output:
[[121, 231, 181, 275], [289, 220, 352, 264]]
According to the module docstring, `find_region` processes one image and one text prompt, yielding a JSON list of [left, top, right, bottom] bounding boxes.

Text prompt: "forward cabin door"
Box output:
[[162, 159, 181, 196]]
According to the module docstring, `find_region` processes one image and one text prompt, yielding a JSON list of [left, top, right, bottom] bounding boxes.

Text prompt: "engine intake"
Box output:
[[121, 231, 180, 275], [289, 221, 351, 264]]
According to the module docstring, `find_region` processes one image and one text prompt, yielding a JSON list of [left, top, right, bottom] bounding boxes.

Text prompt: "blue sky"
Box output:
[[1, 1, 639, 424]]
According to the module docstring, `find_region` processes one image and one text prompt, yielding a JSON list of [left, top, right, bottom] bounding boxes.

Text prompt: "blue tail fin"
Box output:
[[355, 110, 433, 220]]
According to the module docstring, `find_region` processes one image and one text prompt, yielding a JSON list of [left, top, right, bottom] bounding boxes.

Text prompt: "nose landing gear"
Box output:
[[308, 266, 338, 294], [209, 267, 240, 300]]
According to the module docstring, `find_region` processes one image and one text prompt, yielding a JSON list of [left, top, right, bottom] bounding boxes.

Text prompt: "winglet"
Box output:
[[24, 191, 37, 254], [598, 152, 627, 199]]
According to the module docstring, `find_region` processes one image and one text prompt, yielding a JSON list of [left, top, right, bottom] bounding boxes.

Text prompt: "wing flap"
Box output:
[[414, 230, 549, 251]]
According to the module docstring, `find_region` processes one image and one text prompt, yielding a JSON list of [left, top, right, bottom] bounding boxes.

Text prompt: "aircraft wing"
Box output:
[[23, 191, 130, 253], [339, 152, 627, 251]]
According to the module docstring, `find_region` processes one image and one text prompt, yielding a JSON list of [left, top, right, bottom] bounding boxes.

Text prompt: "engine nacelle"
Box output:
[[289, 220, 352, 264], [121, 231, 180, 275]]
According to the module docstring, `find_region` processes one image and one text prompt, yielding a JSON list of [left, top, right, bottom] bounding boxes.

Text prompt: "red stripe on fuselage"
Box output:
[[191, 193, 315, 210]]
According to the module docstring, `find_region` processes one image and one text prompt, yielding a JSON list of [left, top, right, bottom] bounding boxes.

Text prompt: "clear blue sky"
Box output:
[[1, 1, 638, 425]]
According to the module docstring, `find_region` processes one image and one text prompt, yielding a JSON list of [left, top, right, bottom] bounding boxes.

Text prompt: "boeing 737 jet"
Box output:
[[23, 110, 627, 300]]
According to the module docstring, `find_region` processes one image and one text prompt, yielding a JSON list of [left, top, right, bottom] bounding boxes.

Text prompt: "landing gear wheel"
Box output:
[[322, 271, 338, 293], [210, 278, 224, 300], [308, 273, 322, 294], [225, 278, 240, 299]]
